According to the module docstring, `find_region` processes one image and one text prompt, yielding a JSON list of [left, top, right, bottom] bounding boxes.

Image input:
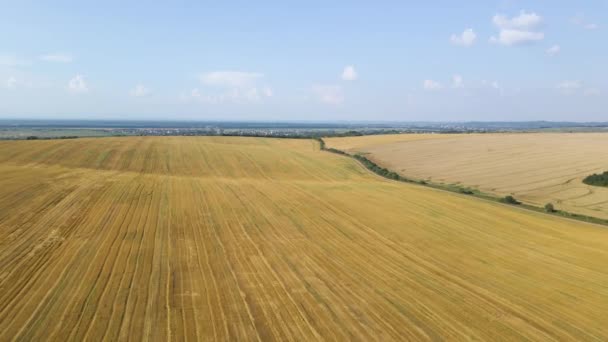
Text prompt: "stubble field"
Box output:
[[326, 133, 608, 219], [1, 136, 608, 341]]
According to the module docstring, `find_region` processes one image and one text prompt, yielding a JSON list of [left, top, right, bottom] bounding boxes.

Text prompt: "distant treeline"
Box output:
[[317, 138, 417, 183], [14, 127, 488, 141], [26, 135, 79, 140], [214, 129, 404, 139], [583, 171, 608, 187]]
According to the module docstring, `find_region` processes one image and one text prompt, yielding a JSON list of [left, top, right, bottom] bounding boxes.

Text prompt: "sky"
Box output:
[[0, 0, 606, 122]]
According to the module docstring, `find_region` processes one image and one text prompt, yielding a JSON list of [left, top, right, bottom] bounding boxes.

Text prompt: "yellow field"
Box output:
[[1, 136, 608, 341], [327, 133, 608, 219]]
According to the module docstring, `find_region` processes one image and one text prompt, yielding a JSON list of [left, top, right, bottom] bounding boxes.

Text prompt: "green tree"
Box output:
[[502, 195, 521, 205]]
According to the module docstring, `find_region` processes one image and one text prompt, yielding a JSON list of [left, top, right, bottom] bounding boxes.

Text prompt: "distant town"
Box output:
[[1, 119, 607, 140]]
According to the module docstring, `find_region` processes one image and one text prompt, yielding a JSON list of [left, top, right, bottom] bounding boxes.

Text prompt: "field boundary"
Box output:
[[316, 137, 608, 227]]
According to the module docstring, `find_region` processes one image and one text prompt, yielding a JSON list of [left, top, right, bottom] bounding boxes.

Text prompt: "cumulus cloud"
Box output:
[[490, 11, 544, 46], [584, 88, 600, 96], [341, 65, 358, 81], [481, 80, 501, 91], [490, 29, 544, 46], [199, 71, 263, 88], [312, 84, 344, 104], [40, 53, 73, 63], [190, 70, 272, 103], [571, 14, 599, 30], [244, 87, 274, 101], [546, 45, 560, 56], [68, 74, 88, 93], [190, 88, 202, 98], [188, 88, 233, 104], [187, 86, 272, 104], [131, 84, 150, 97], [450, 28, 477, 47], [556, 80, 582, 90], [493, 11, 542, 30], [452, 74, 464, 88], [262, 87, 273, 97], [556, 80, 582, 95], [584, 23, 599, 30], [6, 77, 17, 89], [423, 79, 442, 91], [0, 55, 29, 67], [555, 81, 601, 96]]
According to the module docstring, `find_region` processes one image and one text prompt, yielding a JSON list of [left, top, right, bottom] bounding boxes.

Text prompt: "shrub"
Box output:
[[501, 195, 521, 205], [458, 187, 474, 195], [583, 171, 608, 187]]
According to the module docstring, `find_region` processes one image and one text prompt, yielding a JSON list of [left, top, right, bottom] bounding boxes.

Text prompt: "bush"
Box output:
[[501, 195, 521, 205], [545, 203, 555, 212], [583, 171, 608, 187], [458, 187, 474, 195]]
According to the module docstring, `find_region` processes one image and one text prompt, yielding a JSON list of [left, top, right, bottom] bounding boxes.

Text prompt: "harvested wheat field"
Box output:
[[327, 133, 608, 219], [1, 136, 608, 341]]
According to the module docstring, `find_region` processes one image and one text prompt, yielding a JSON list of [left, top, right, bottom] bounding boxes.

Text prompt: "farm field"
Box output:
[[326, 133, 608, 219], [1, 136, 608, 340]]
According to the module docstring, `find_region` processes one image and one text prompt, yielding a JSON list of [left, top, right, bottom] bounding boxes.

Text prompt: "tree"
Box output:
[[545, 203, 555, 213], [502, 195, 521, 205], [583, 171, 608, 187]]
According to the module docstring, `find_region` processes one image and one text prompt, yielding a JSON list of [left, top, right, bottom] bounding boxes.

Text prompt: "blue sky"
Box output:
[[0, 0, 606, 121]]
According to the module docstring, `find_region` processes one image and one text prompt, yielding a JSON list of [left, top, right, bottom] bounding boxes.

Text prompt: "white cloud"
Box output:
[[450, 28, 476, 47], [131, 84, 150, 97], [188, 88, 232, 104], [190, 88, 202, 98], [556, 80, 582, 95], [199, 71, 263, 88], [491, 11, 544, 46], [452, 74, 464, 88], [341, 65, 358, 81], [262, 86, 273, 97], [312, 84, 344, 105], [490, 29, 544, 46], [40, 53, 73, 63], [479, 80, 505, 96], [556, 80, 581, 90], [6, 77, 17, 89], [423, 79, 442, 91], [481, 80, 501, 90], [0, 55, 29, 67], [572, 14, 599, 30], [187, 86, 272, 104], [493, 11, 542, 30], [245, 88, 260, 101], [584, 88, 600, 96], [584, 23, 599, 30], [190, 70, 272, 103], [68, 74, 88, 93], [546, 45, 560, 56]]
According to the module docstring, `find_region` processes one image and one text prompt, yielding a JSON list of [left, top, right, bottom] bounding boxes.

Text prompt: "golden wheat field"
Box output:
[[1, 136, 608, 341], [326, 133, 608, 219]]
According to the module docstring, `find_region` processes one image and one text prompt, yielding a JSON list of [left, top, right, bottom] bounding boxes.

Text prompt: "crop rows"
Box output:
[[326, 133, 608, 219], [1, 137, 608, 340]]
